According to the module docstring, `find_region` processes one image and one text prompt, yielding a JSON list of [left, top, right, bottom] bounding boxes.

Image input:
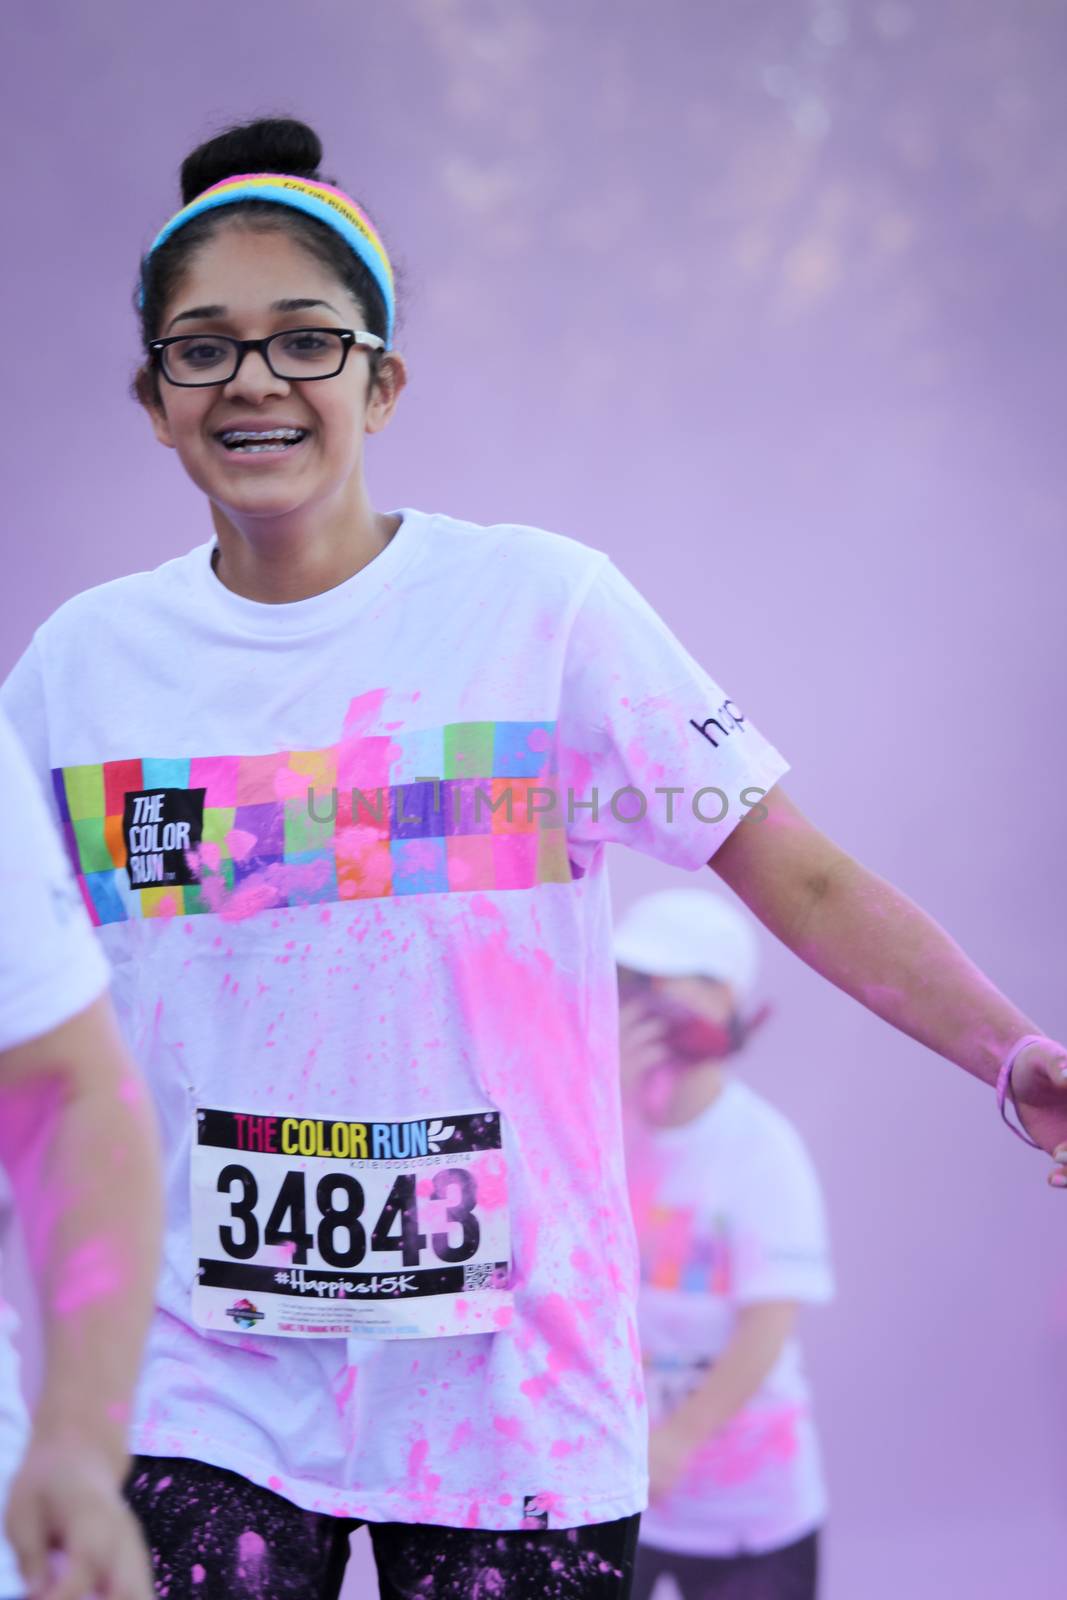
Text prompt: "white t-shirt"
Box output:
[[0, 707, 111, 1597], [627, 1078, 833, 1556], [0, 509, 789, 1530]]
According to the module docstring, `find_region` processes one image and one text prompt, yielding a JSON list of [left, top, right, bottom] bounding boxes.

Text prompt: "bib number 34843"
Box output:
[[191, 1107, 512, 1340]]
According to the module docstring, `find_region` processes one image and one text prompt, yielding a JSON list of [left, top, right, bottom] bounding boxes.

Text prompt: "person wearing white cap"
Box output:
[[617, 889, 832, 1600]]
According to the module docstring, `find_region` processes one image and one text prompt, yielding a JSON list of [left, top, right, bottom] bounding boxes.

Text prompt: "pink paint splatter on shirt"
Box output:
[[519, 1293, 589, 1402], [342, 689, 388, 741], [686, 1403, 805, 1489], [225, 828, 258, 862], [470, 1151, 509, 1210], [218, 874, 288, 922], [332, 1364, 359, 1416], [190, 839, 222, 874], [449, 1417, 473, 1451], [623, 734, 667, 788], [404, 1433, 443, 1518]]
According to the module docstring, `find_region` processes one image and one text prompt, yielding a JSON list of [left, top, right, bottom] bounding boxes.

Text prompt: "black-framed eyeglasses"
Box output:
[[147, 327, 386, 388]]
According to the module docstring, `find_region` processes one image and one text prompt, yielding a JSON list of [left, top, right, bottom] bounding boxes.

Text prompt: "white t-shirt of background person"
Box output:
[[0, 707, 111, 1598], [627, 1078, 834, 1556], [0, 509, 789, 1531]]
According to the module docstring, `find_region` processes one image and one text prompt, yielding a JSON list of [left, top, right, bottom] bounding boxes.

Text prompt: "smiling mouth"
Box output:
[[216, 428, 309, 454]]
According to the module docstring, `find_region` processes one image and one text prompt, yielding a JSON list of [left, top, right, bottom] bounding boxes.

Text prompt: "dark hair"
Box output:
[[134, 117, 393, 403]]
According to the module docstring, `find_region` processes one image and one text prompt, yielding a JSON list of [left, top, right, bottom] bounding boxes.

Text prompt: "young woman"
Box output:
[[2, 115, 1064, 1600], [616, 888, 832, 1600]]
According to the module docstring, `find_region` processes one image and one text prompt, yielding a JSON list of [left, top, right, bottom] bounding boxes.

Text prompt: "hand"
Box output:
[[4, 1435, 154, 1600], [647, 1418, 695, 1503], [1003, 1038, 1067, 1184], [618, 997, 670, 1098]]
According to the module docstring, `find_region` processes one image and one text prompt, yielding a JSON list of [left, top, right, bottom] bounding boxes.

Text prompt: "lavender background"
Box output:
[[2, 1, 1066, 1594]]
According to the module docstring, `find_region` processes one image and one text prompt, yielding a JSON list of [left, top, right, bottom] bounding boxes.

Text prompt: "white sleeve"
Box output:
[[557, 560, 790, 870], [0, 707, 109, 1051], [732, 1115, 835, 1307], [0, 636, 51, 792]]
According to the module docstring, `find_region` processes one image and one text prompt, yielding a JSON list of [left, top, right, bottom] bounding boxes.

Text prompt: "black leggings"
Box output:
[[630, 1530, 819, 1600], [125, 1456, 640, 1600]]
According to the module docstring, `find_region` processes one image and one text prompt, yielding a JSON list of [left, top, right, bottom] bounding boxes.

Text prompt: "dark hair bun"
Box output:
[[180, 117, 323, 204]]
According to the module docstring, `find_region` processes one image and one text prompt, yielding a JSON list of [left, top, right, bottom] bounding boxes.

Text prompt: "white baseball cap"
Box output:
[[612, 887, 760, 1001]]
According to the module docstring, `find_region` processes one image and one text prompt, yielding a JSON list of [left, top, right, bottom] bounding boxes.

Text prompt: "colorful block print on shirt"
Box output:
[[52, 719, 569, 926], [637, 1205, 735, 1296]]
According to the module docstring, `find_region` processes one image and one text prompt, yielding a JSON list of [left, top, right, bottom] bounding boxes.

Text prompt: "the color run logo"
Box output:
[[122, 787, 205, 887], [229, 1113, 457, 1161]]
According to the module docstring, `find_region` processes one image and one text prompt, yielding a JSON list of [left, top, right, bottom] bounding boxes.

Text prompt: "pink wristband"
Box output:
[[995, 1034, 1047, 1149]]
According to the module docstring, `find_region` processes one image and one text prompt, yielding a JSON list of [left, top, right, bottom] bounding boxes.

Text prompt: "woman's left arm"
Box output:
[[709, 784, 1067, 1175]]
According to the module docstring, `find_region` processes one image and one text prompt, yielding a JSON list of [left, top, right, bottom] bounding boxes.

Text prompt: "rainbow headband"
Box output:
[[143, 173, 396, 347]]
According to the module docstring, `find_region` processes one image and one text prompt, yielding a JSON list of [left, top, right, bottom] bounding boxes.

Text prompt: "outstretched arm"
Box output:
[[709, 784, 1067, 1166]]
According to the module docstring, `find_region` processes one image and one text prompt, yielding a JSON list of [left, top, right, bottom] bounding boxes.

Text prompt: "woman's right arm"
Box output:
[[0, 692, 161, 1600], [0, 996, 162, 1600]]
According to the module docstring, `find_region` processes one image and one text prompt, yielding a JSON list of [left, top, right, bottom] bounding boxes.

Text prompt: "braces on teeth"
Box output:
[[220, 428, 307, 451]]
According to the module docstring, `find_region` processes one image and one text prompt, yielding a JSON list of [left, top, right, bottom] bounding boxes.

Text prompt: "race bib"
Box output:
[[191, 1106, 512, 1339]]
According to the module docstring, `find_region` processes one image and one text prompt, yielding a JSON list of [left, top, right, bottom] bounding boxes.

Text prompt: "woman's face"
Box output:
[[144, 224, 403, 522], [618, 969, 735, 1025]]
